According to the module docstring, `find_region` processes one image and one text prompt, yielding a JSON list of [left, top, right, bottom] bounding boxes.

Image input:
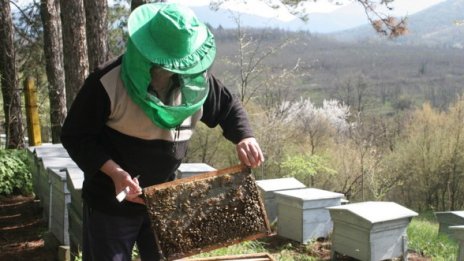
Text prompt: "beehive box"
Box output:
[[65, 166, 85, 218], [450, 225, 464, 261], [48, 168, 70, 245], [176, 163, 216, 179], [255, 178, 306, 223], [26, 146, 40, 196], [27, 144, 69, 199], [143, 165, 272, 260], [37, 157, 78, 222], [274, 188, 344, 243], [328, 201, 418, 261], [435, 211, 464, 236], [65, 166, 85, 256]]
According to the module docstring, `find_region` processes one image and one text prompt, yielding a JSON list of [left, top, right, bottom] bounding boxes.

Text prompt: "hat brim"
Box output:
[[128, 3, 216, 74]]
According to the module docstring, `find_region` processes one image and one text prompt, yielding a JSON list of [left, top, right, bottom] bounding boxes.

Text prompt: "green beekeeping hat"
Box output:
[[127, 3, 216, 74]]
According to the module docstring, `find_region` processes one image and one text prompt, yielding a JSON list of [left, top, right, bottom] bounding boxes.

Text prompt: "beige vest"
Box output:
[[100, 66, 202, 142]]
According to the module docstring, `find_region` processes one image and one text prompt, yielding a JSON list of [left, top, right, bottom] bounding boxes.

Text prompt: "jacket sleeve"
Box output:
[[201, 73, 254, 144], [60, 73, 112, 175]]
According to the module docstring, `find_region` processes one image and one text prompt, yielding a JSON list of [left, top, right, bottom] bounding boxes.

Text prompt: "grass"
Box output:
[[190, 213, 460, 261], [192, 238, 318, 261], [407, 214, 459, 261]]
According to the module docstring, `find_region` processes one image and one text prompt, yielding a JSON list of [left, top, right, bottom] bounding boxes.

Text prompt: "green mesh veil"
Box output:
[[121, 39, 209, 129]]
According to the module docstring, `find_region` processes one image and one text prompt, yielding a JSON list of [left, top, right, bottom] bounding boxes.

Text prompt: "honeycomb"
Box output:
[[143, 165, 271, 260]]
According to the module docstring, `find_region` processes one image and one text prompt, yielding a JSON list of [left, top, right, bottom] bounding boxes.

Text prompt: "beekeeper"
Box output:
[[61, 3, 264, 260]]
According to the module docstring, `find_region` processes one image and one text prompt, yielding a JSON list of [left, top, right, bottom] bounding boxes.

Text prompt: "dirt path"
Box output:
[[0, 195, 57, 261]]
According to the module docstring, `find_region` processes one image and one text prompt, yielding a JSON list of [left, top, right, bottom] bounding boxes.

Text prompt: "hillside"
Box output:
[[331, 0, 464, 48], [212, 28, 464, 112]]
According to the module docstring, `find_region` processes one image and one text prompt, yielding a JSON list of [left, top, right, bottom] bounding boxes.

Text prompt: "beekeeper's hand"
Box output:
[[236, 137, 264, 168], [101, 160, 144, 205]]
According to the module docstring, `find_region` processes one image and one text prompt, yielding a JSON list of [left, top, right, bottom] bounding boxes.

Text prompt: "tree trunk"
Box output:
[[0, 0, 25, 149], [84, 0, 109, 72], [60, 0, 89, 108], [40, 0, 67, 143], [131, 0, 149, 11]]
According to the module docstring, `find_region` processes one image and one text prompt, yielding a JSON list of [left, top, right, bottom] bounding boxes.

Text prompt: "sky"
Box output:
[[165, 0, 448, 32], [168, 0, 447, 16], [13, 0, 446, 16], [12, 0, 448, 32]]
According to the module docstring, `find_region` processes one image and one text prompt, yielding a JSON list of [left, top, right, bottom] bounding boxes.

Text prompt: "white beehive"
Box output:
[[65, 166, 84, 257], [38, 157, 77, 223], [328, 201, 418, 261], [27, 144, 69, 199], [176, 163, 216, 179], [435, 211, 464, 236], [256, 178, 306, 223], [274, 188, 344, 243], [450, 225, 464, 261], [48, 168, 70, 245]]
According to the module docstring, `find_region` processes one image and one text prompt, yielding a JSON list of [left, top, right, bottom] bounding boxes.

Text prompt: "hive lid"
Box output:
[[328, 201, 418, 224], [143, 164, 272, 261], [450, 225, 464, 241], [48, 167, 67, 180], [256, 178, 305, 192], [40, 157, 77, 169], [274, 188, 344, 201], [435, 210, 464, 218], [450, 225, 464, 231], [177, 163, 217, 173], [33, 143, 69, 158], [65, 167, 84, 190]]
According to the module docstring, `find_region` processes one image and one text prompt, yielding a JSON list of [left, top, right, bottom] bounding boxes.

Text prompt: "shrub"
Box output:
[[0, 149, 32, 196]]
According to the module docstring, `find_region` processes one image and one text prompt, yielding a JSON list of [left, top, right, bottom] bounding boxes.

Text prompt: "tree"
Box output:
[[131, 0, 166, 12], [40, 0, 67, 143], [60, 0, 89, 108], [84, 0, 109, 72], [444, 98, 464, 210], [282, 153, 336, 186], [385, 102, 464, 211], [131, 0, 149, 11], [334, 74, 369, 113], [226, 19, 297, 105], [0, 0, 25, 148]]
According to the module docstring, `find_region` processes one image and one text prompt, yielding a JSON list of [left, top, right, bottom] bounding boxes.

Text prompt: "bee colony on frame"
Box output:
[[143, 165, 272, 260]]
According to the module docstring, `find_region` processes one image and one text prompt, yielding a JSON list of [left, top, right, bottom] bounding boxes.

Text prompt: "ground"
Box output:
[[0, 195, 57, 261], [261, 236, 431, 260], [0, 195, 431, 261]]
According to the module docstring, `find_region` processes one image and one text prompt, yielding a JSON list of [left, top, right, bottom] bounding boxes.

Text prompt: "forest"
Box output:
[[1, 0, 464, 214], [197, 27, 464, 212]]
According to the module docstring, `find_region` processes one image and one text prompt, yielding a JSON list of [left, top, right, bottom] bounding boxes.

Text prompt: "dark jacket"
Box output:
[[61, 56, 253, 216]]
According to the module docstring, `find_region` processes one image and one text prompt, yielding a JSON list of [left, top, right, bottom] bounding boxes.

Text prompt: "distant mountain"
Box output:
[[190, 3, 369, 33], [331, 0, 464, 48]]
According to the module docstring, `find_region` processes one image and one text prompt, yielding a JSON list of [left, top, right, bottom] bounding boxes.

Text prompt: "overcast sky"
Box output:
[[13, 0, 446, 15], [11, 0, 448, 32], [168, 0, 447, 15]]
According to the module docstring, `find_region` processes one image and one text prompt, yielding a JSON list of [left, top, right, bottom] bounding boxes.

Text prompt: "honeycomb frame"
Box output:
[[143, 165, 271, 260]]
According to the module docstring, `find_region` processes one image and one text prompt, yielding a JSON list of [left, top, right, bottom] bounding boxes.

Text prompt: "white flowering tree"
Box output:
[[276, 97, 351, 185]]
